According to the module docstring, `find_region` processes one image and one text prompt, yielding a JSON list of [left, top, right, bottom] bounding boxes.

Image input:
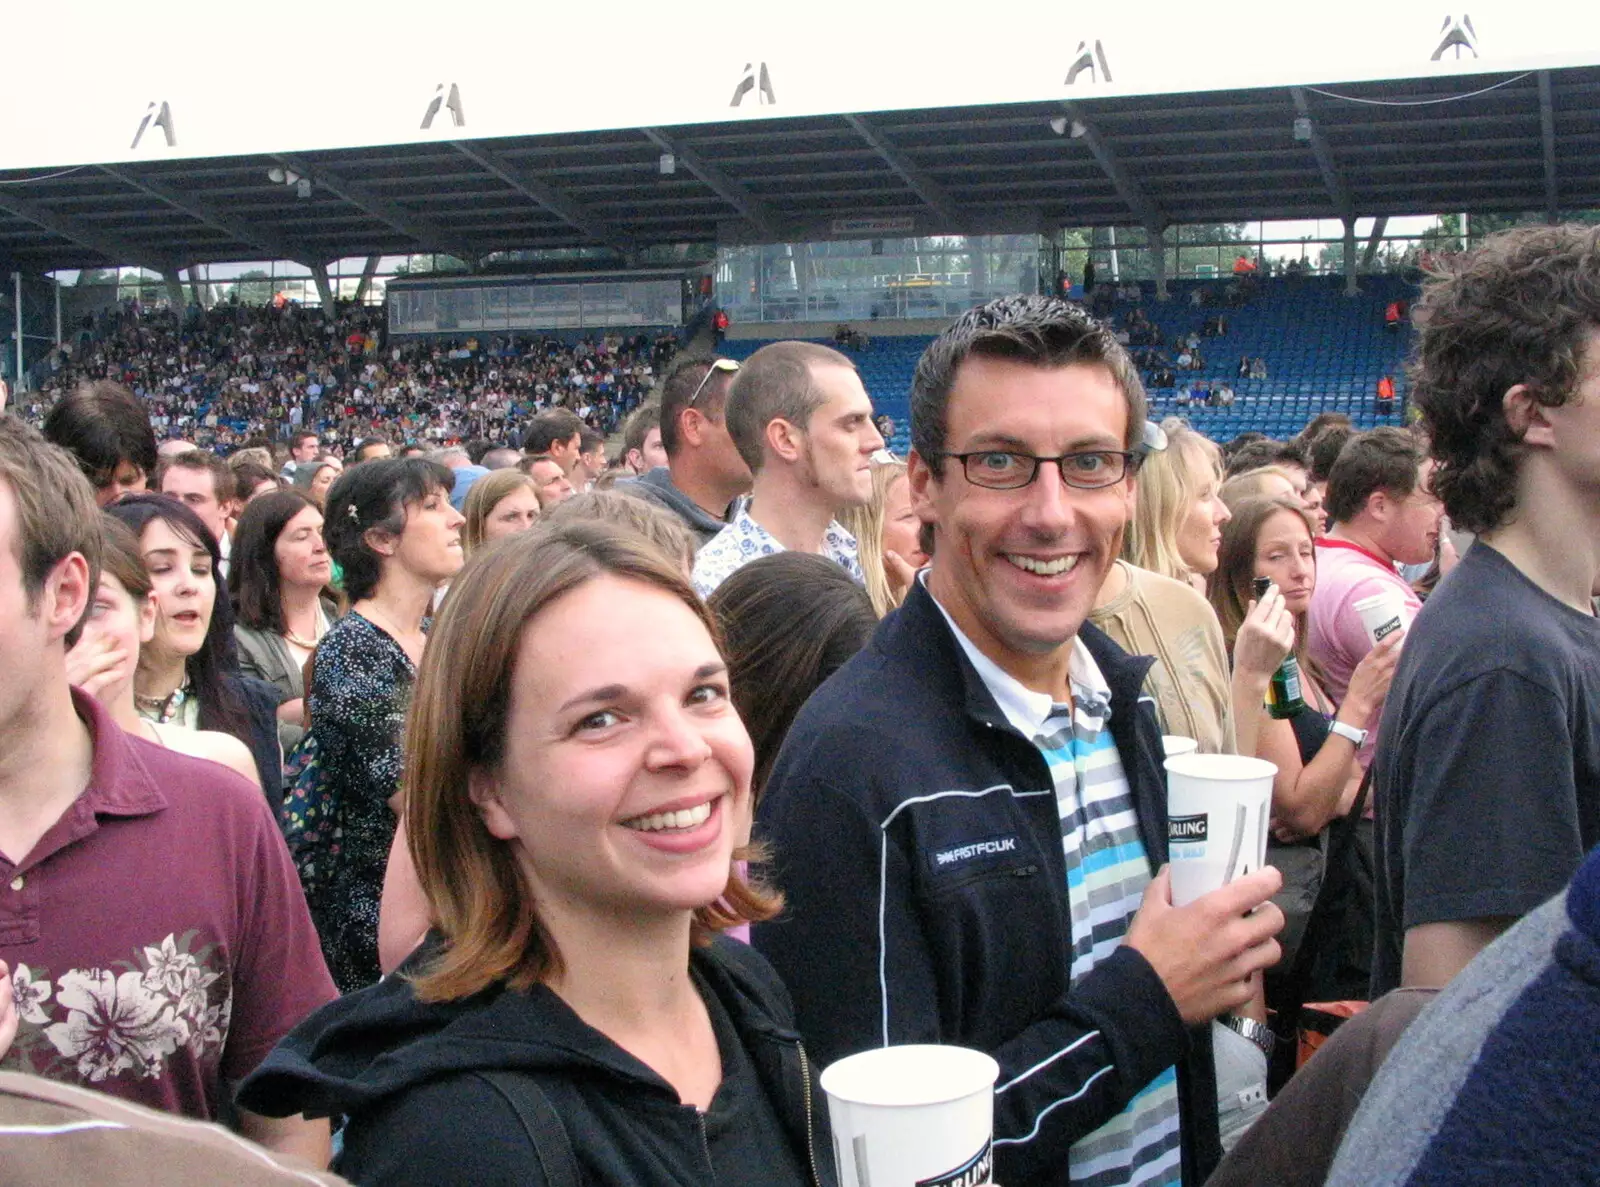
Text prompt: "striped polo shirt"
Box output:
[[940, 609, 1183, 1187]]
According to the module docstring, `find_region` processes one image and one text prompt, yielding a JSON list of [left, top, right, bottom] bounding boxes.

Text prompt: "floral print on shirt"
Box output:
[[690, 506, 864, 598], [4, 930, 231, 1085]]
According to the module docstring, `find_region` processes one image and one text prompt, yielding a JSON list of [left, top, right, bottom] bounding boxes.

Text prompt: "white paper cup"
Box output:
[[1165, 753, 1276, 907], [1353, 590, 1408, 647], [821, 1045, 999, 1187], [1162, 735, 1199, 758]]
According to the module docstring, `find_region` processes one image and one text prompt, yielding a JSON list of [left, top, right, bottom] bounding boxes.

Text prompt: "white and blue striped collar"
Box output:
[[920, 571, 1111, 738]]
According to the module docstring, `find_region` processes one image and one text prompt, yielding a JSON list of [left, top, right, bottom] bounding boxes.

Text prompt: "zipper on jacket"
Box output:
[[798, 1042, 824, 1187], [697, 1109, 715, 1178]]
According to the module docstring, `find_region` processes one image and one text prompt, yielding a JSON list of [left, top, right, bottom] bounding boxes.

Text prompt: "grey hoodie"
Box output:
[[620, 466, 733, 548]]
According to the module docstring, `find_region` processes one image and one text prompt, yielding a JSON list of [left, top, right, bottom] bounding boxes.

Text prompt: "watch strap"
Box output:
[[1219, 1013, 1276, 1057], [1329, 719, 1368, 747]]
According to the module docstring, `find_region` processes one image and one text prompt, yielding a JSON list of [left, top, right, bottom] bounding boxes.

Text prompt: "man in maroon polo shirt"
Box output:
[[0, 417, 336, 1166]]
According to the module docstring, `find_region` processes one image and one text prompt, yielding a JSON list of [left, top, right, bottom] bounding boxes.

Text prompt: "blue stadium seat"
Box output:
[[727, 275, 1416, 449]]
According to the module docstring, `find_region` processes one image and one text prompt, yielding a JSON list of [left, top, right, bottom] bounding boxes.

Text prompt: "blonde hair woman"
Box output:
[[461, 469, 541, 556], [835, 455, 928, 616], [1125, 418, 1231, 593], [1219, 465, 1303, 513], [1094, 420, 1293, 759]]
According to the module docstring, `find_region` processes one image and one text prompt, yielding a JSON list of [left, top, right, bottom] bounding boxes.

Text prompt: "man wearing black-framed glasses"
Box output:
[[754, 295, 1283, 1187], [621, 356, 751, 548]]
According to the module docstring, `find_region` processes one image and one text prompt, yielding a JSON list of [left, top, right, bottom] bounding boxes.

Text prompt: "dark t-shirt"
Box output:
[[1371, 542, 1600, 994], [699, 972, 812, 1187]]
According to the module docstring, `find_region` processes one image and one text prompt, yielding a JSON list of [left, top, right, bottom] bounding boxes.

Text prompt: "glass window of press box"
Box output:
[[716, 235, 1043, 324], [387, 279, 683, 335]]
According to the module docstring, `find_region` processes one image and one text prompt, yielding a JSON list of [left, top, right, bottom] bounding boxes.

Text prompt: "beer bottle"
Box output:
[[1253, 576, 1306, 719]]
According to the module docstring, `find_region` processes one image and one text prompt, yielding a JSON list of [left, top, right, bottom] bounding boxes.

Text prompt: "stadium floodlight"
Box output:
[[267, 166, 286, 184], [1049, 116, 1068, 136]]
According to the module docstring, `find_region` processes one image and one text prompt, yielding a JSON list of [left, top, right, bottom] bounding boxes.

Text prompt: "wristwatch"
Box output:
[[1219, 1014, 1276, 1057], [1329, 719, 1368, 747]]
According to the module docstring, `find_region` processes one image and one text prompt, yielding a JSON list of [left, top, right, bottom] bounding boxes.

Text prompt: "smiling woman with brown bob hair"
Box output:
[[239, 520, 835, 1187], [405, 521, 776, 996]]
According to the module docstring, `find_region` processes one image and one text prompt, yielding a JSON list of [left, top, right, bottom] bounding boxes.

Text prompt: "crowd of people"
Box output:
[[14, 298, 672, 456], [1093, 298, 1273, 398], [1, 223, 1599, 1187]]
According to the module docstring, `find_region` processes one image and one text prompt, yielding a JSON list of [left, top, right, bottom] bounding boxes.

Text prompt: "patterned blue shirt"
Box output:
[[691, 505, 864, 598]]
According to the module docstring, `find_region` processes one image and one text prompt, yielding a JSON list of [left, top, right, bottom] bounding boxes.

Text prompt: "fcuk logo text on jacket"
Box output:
[[935, 837, 1018, 866]]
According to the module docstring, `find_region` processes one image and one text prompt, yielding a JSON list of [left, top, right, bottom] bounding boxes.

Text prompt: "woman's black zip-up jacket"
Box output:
[[752, 579, 1222, 1186], [236, 935, 836, 1186]]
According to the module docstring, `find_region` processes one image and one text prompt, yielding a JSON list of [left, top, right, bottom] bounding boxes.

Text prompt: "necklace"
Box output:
[[282, 609, 326, 651], [134, 681, 191, 724]]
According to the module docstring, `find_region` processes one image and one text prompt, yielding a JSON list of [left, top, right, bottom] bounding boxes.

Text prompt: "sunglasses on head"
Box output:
[[686, 357, 739, 409]]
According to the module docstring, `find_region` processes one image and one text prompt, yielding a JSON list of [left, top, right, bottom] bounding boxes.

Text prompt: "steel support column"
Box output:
[[12, 272, 22, 388], [311, 264, 335, 311], [1538, 71, 1559, 223], [1343, 219, 1359, 296], [1151, 230, 1169, 303], [1361, 216, 1389, 270], [354, 254, 381, 303]]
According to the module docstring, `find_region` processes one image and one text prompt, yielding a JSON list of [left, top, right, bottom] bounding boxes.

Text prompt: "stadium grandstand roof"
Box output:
[[5, 66, 1600, 275]]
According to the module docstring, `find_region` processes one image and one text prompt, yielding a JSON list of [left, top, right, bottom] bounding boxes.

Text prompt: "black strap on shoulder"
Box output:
[[1329, 766, 1374, 863], [476, 1071, 582, 1187]]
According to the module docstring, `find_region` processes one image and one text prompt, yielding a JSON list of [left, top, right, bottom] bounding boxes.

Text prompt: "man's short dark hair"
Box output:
[[42, 381, 158, 490], [230, 459, 279, 499], [464, 438, 494, 465], [1293, 411, 1353, 455], [578, 427, 605, 454], [623, 402, 661, 459], [1224, 437, 1305, 479], [658, 356, 733, 460], [353, 437, 391, 463], [910, 295, 1147, 468], [290, 429, 320, 450], [1324, 427, 1425, 525], [157, 450, 237, 504], [522, 408, 585, 455], [724, 342, 857, 473], [1223, 438, 1279, 477], [1410, 224, 1600, 533], [1308, 425, 1354, 484], [1273, 439, 1310, 468]]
